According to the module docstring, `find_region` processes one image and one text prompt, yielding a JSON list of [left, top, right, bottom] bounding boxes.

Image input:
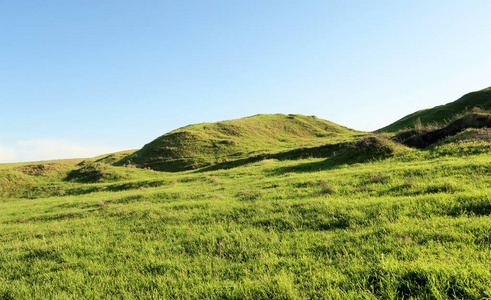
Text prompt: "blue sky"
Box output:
[[1, 0, 491, 163]]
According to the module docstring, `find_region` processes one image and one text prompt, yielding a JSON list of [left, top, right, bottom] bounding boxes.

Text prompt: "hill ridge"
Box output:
[[116, 113, 358, 171], [377, 86, 491, 132]]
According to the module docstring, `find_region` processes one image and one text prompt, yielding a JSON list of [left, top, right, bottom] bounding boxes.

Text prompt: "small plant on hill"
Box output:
[[352, 136, 395, 156], [320, 180, 337, 194]]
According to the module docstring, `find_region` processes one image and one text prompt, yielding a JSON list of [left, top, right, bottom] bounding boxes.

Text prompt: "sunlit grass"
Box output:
[[0, 140, 490, 299]]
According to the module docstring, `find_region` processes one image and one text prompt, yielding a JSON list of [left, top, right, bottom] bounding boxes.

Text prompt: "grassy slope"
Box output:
[[377, 87, 491, 132], [117, 114, 359, 172], [89, 150, 137, 164], [0, 158, 84, 170], [1, 139, 490, 299], [0, 150, 136, 170], [1, 104, 490, 298], [393, 111, 491, 148], [0, 151, 139, 199]]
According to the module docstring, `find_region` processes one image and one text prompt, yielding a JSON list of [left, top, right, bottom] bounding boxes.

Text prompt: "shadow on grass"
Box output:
[[270, 137, 399, 175], [394, 112, 491, 148], [195, 143, 347, 173], [195, 136, 400, 175]]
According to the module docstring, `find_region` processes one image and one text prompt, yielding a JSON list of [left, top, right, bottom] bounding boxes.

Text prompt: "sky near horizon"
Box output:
[[1, 1, 491, 163]]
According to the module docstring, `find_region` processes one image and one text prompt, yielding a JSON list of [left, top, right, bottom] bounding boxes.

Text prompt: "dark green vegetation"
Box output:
[[394, 112, 491, 148], [117, 114, 358, 172], [1, 91, 490, 299], [378, 86, 491, 132]]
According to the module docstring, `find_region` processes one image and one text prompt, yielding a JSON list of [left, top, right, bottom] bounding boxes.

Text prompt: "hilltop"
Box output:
[[377, 87, 491, 132], [116, 113, 358, 172], [116, 87, 491, 173]]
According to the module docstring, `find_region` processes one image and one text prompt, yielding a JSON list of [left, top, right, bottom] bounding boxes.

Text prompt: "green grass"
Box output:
[[1, 138, 490, 299], [0, 158, 84, 170], [1, 102, 490, 299], [377, 86, 491, 132], [117, 114, 359, 172]]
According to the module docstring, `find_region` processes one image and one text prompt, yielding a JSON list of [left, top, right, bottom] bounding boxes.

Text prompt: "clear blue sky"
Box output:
[[1, 0, 491, 162]]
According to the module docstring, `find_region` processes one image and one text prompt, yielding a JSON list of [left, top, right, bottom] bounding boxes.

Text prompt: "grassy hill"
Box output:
[[377, 87, 491, 132], [117, 114, 358, 172], [393, 111, 491, 148], [1, 94, 491, 298], [1, 134, 490, 299]]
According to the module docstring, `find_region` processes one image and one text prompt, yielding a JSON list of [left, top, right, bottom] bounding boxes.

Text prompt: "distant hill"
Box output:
[[377, 87, 491, 132], [116, 114, 358, 171], [393, 111, 491, 148]]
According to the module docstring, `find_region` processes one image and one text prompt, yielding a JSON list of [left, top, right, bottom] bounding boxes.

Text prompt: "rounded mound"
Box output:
[[65, 163, 127, 183], [117, 114, 357, 171], [333, 136, 404, 163]]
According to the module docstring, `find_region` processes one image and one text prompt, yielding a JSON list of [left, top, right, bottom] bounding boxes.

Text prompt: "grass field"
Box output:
[[1, 134, 490, 299]]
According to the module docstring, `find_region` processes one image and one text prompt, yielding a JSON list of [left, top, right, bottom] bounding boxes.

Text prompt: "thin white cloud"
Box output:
[[2, 139, 121, 163], [0, 146, 17, 163]]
